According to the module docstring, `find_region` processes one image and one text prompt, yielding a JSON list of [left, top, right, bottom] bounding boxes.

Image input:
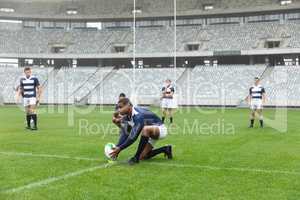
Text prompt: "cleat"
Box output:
[[128, 157, 139, 165], [248, 125, 253, 128], [25, 126, 31, 130], [165, 145, 173, 159], [31, 127, 38, 131]]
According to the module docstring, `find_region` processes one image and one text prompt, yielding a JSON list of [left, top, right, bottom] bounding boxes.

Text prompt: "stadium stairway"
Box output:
[[76, 67, 115, 104]]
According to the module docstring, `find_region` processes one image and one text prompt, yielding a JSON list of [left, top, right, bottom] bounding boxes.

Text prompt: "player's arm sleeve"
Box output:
[[261, 87, 266, 94], [19, 79, 23, 90], [118, 120, 144, 150], [36, 78, 40, 86]]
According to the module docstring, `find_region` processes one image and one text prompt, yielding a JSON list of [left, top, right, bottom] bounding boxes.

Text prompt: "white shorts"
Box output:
[[23, 97, 37, 107], [161, 98, 177, 109], [148, 124, 168, 147], [250, 99, 263, 110]]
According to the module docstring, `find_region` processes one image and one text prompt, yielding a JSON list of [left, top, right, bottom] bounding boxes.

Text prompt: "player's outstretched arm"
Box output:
[[110, 121, 144, 158]]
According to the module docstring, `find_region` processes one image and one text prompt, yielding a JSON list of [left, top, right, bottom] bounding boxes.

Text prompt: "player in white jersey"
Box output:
[[16, 67, 42, 130], [246, 77, 266, 128], [161, 79, 176, 124]]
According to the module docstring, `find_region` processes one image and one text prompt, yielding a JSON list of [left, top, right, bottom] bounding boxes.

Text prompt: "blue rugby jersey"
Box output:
[[118, 106, 163, 150], [19, 76, 40, 98], [249, 85, 265, 99]]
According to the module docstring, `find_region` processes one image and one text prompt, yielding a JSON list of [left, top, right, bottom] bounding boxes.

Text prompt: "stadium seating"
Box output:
[[263, 66, 300, 106], [1, 65, 300, 106], [88, 68, 185, 105], [1, 21, 300, 54], [177, 65, 267, 106]]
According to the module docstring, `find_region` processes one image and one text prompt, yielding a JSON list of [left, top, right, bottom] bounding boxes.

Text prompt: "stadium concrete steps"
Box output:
[[77, 67, 116, 104]]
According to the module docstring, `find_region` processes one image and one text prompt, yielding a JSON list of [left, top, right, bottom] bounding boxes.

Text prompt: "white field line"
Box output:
[[2, 151, 300, 176], [0, 151, 101, 162], [147, 162, 300, 176], [2, 164, 110, 194], [1, 151, 300, 194]]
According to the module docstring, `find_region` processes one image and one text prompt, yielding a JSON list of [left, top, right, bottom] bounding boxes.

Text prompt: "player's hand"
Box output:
[[109, 147, 121, 158], [112, 116, 122, 124], [15, 96, 20, 104], [113, 111, 119, 118]]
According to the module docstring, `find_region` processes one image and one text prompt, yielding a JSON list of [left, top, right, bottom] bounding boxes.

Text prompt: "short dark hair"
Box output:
[[118, 97, 132, 106], [24, 67, 31, 72], [119, 93, 126, 98]]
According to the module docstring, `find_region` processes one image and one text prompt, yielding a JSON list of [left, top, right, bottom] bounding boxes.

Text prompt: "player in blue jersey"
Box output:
[[110, 98, 172, 165], [16, 67, 42, 130], [112, 93, 131, 146]]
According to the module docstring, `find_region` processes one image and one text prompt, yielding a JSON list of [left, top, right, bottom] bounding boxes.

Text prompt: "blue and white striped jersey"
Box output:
[[162, 85, 175, 99], [19, 76, 40, 98], [249, 85, 265, 99], [118, 106, 163, 150]]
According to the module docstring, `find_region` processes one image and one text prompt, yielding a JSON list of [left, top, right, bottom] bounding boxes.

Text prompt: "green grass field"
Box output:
[[0, 105, 300, 200]]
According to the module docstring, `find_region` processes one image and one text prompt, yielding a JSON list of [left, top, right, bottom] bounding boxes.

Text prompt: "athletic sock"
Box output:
[[170, 117, 173, 124], [250, 119, 254, 126], [162, 117, 165, 123], [134, 136, 149, 160], [26, 114, 31, 127], [260, 120, 263, 127], [144, 146, 168, 160], [32, 114, 37, 128]]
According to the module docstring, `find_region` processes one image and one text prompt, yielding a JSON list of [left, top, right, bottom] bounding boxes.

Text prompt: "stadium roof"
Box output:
[[0, 0, 299, 20]]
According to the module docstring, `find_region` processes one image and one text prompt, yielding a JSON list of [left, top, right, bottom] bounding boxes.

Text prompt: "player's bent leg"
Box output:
[[142, 125, 172, 160], [139, 143, 153, 160], [129, 126, 162, 165]]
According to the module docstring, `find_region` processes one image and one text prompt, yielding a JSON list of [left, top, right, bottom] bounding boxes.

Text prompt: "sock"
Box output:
[[162, 117, 165, 123], [26, 114, 31, 127], [32, 114, 37, 128], [260, 120, 263, 127], [134, 136, 149, 160], [250, 119, 254, 126], [144, 146, 168, 160], [170, 117, 173, 124]]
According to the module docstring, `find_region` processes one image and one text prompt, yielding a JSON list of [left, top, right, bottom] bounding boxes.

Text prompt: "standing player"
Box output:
[[161, 79, 176, 124], [17, 67, 42, 130], [247, 77, 266, 128], [110, 98, 172, 165]]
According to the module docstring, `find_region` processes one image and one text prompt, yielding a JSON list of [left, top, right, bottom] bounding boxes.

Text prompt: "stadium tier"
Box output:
[[1, 65, 299, 106], [0, 0, 299, 19], [1, 21, 300, 56]]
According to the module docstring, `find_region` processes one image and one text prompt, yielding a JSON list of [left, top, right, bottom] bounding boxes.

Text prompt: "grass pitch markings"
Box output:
[[2, 151, 300, 178], [1, 162, 118, 194]]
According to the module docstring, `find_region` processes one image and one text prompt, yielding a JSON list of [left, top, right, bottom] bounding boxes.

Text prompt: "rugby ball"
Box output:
[[104, 143, 116, 159]]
